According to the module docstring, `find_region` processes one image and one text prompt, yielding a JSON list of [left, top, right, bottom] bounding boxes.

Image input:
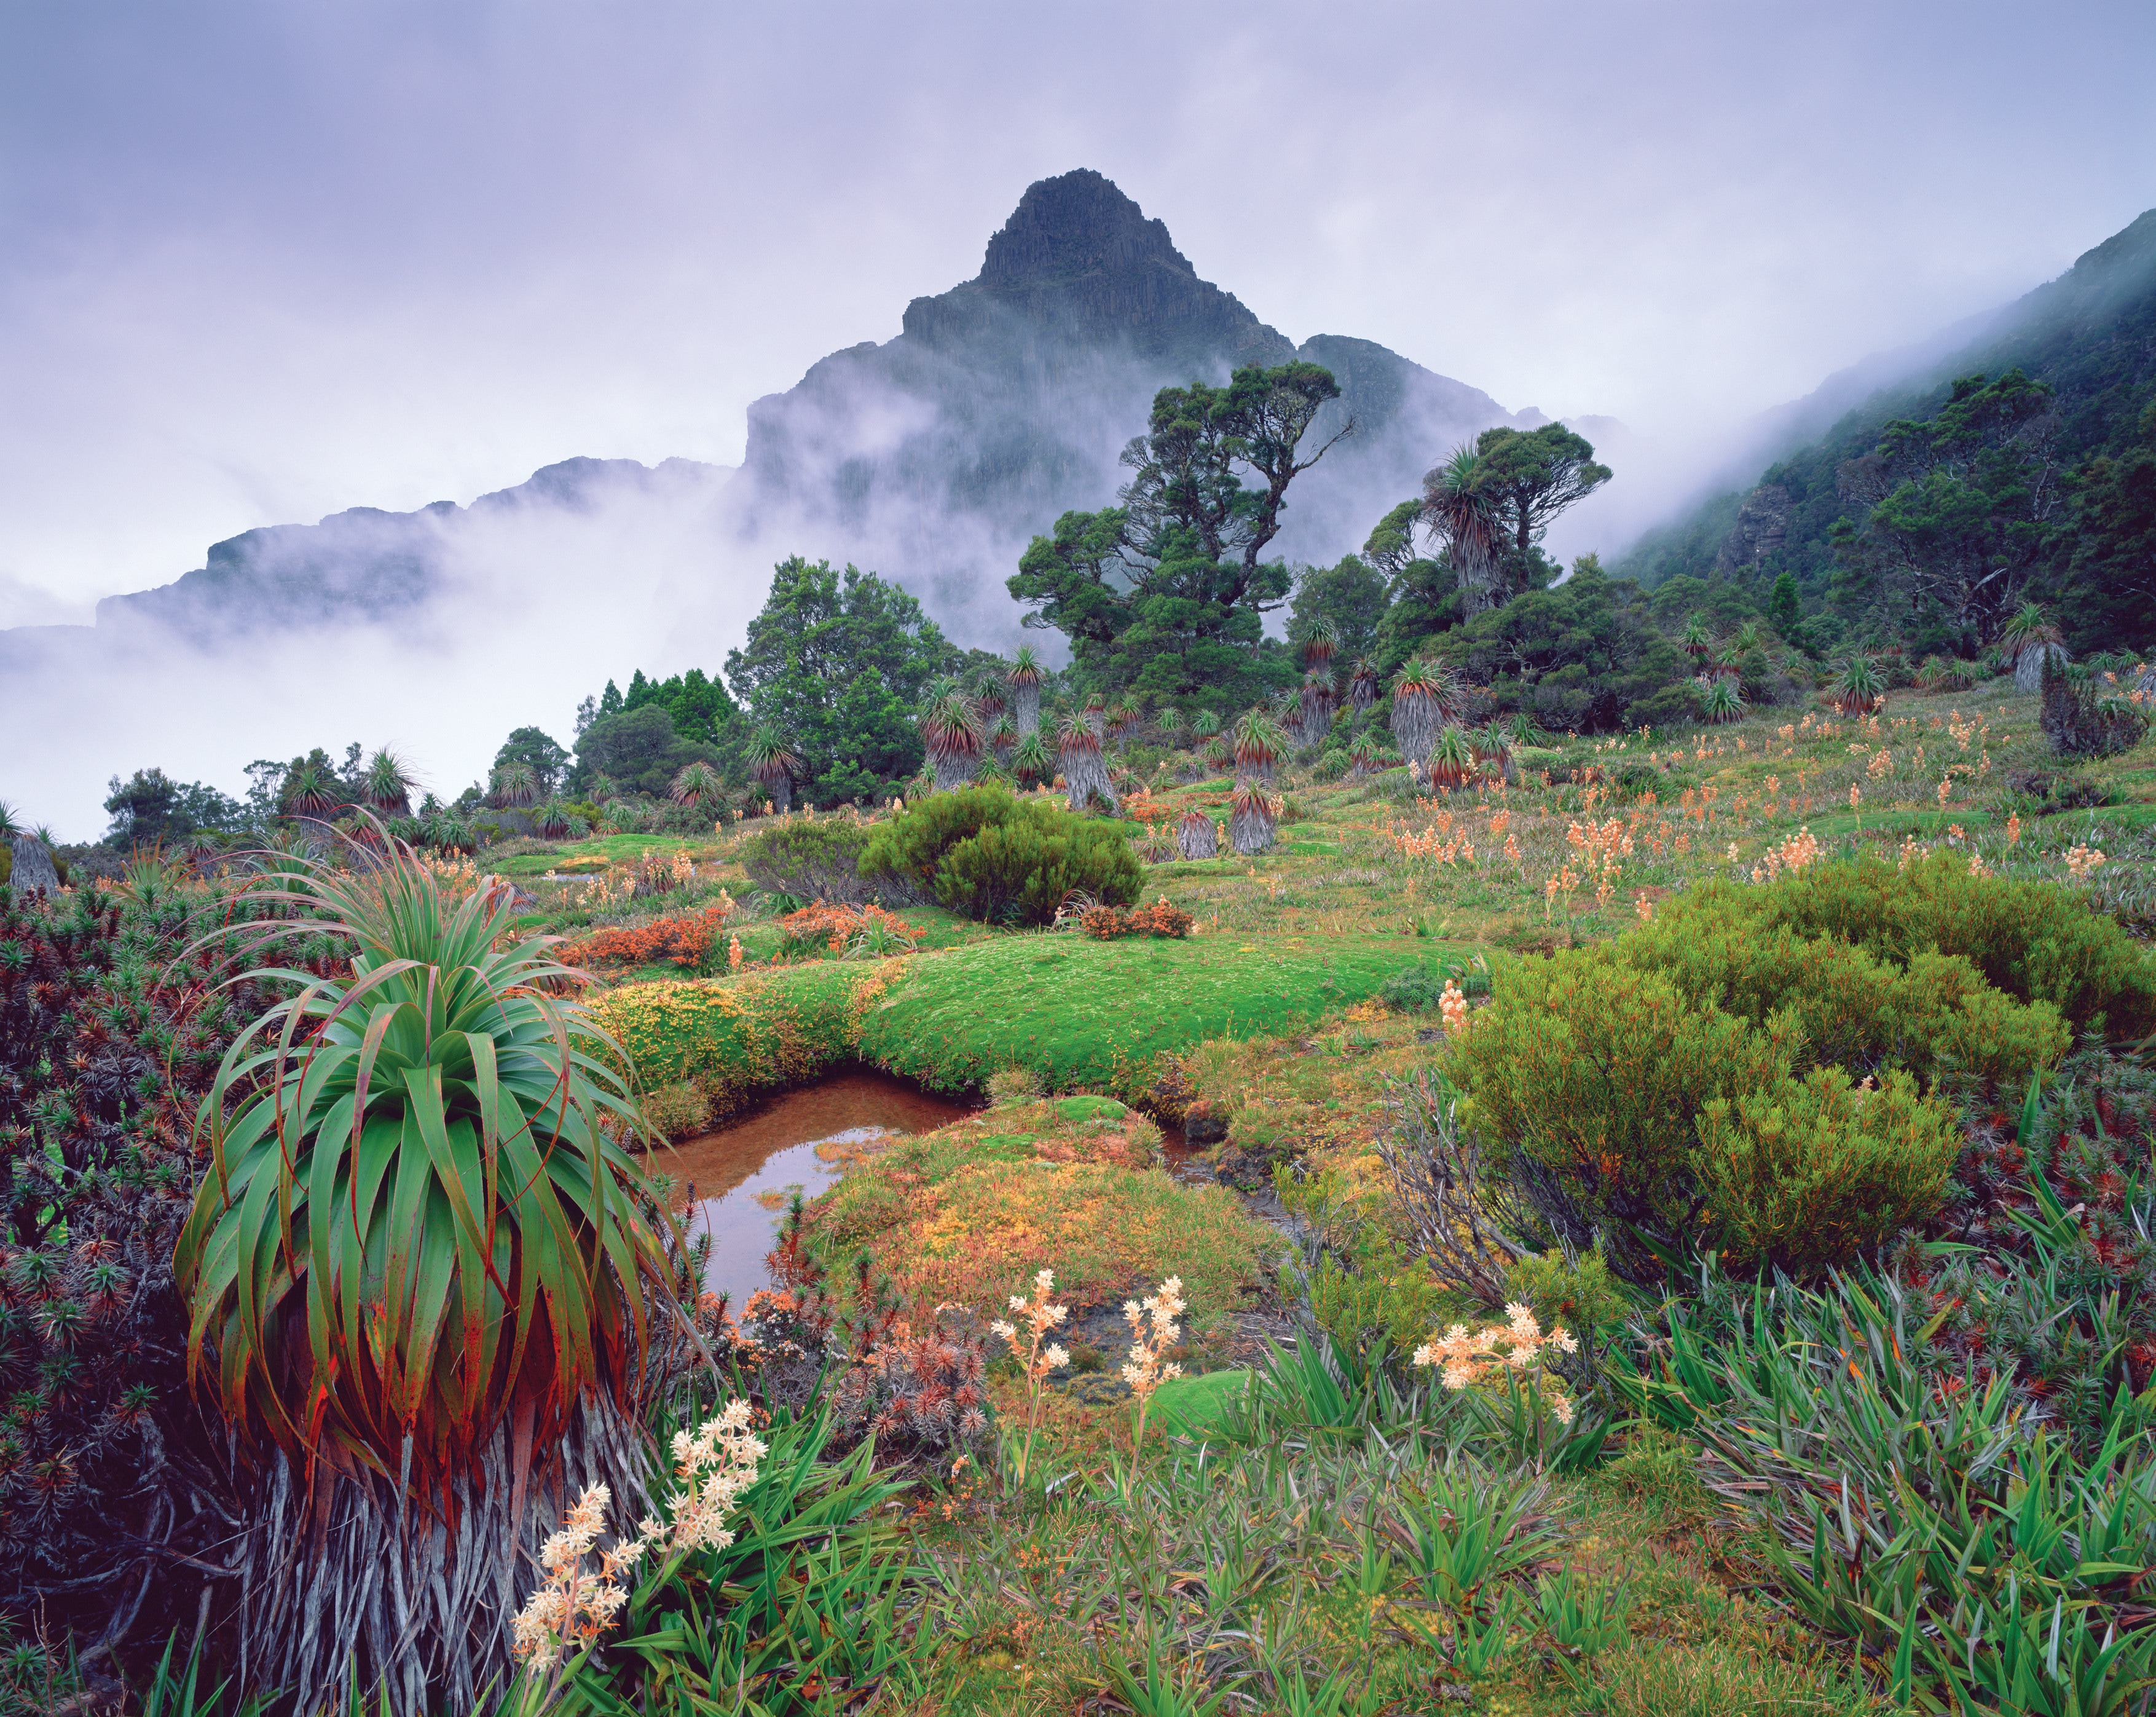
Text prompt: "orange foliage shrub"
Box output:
[[566, 902, 733, 971], [1078, 897, 1195, 941], [776, 901, 923, 957]]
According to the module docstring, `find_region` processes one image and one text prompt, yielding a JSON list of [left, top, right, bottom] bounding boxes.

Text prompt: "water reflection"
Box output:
[[640, 1069, 975, 1309]]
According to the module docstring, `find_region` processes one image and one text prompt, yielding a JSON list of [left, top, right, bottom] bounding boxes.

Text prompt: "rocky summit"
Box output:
[[728, 168, 1529, 575]]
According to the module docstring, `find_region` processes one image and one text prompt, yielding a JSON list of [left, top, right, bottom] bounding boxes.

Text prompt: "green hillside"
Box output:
[[1620, 209, 2156, 658]]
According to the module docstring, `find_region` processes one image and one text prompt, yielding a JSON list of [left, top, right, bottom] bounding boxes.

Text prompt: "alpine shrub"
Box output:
[[1620, 896, 2068, 1090], [1695, 853, 2156, 1036], [934, 816, 1142, 926], [1447, 949, 1803, 1269], [1692, 1067, 1959, 1273], [737, 813, 878, 904], [860, 785, 1141, 926]]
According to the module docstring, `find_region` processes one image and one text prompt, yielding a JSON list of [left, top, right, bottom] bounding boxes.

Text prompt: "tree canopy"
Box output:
[[1007, 361, 1350, 708]]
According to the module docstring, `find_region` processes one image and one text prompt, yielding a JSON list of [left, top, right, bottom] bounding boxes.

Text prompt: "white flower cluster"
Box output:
[[667, 1397, 768, 1553], [991, 1269, 1072, 1377], [1122, 1275, 1186, 1399], [1412, 1303, 1581, 1424], [509, 1399, 765, 1667]]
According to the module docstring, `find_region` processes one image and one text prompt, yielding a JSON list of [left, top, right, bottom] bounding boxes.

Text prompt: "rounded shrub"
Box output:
[[737, 813, 877, 903], [1693, 1067, 1959, 1273], [858, 784, 1140, 926]]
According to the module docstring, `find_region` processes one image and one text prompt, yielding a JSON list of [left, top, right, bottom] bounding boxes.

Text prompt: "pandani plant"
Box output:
[[1389, 658, 1458, 769], [1420, 443, 1504, 609], [173, 826, 683, 1714], [2001, 600, 2066, 692], [1006, 645, 1045, 735], [280, 759, 345, 823], [1299, 615, 1339, 672], [1347, 657, 1379, 712], [1232, 708, 1289, 783], [1228, 782, 1280, 855], [1680, 613, 1713, 666], [489, 760, 540, 809], [1297, 669, 1337, 749], [972, 666, 1007, 719], [1176, 805, 1218, 858], [360, 748, 419, 816], [529, 796, 585, 839], [1056, 710, 1118, 813], [1700, 675, 1747, 724], [1010, 728, 1053, 789], [1191, 709, 1222, 738], [669, 759, 725, 807], [919, 681, 985, 792], [1104, 697, 1141, 738], [746, 724, 800, 813], [988, 711, 1018, 760], [1833, 654, 1886, 716], [1427, 723, 1476, 789]]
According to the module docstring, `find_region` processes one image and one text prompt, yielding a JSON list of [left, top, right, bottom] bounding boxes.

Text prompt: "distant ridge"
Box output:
[[8, 170, 1544, 650], [1619, 207, 2156, 598]]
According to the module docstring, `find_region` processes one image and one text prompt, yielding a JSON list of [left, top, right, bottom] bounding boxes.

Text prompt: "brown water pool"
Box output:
[[639, 1069, 977, 1309]]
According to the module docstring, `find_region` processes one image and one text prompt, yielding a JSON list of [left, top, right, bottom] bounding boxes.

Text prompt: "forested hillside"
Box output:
[[1620, 208, 2156, 657]]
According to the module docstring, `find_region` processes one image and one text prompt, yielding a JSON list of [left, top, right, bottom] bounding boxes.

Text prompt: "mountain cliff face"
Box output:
[[12, 169, 1534, 656], [727, 170, 1528, 591]]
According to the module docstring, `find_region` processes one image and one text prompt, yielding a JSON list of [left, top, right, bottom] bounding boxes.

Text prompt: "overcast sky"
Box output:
[[3, 0, 2153, 627]]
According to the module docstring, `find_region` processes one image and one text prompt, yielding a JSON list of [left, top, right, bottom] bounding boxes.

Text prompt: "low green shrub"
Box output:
[[1303, 1229, 1453, 1360], [1448, 949, 1803, 1265], [1704, 851, 2156, 1037], [1621, 893, 2069, 1090], [736, 814, 879, 904], [1692, 1066, 1959, 1273], [934, 814, 1141, 925], [857, 784, 1141, 925]]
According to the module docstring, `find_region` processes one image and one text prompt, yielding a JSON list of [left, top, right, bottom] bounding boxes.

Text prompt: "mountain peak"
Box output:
[[978, 169, 1195, 288], [898, 170, 1286, 365]]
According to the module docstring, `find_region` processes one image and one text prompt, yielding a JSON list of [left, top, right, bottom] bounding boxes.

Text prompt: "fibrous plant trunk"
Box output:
[[1176, 808, 1218, 859], [762, 772, 793, 813], [1297, 675, 1336, 749], [221, 1392, 653, 1717], [1391, 687, 1439, 770], [1229, 783, 1277, 855], [1058, 726, 1118, 814], [2017, 641, 2068, 694], [1012, 681, 1040, 735], [931, 749, 979, 792]]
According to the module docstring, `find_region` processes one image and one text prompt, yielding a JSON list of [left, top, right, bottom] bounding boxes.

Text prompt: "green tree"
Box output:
[[1435, 556, 1689, 733], [2053, 397, 2156, 653], [1765, 569, 1816, 655], [1288, 554, 1390, 660], [573, 705, 719, 797], [1457, 423, 1613, 601], [1834, 371, 2063, 649], [1007, 361, 1350, 706], [723, 556, 951, 800], [490, 726, 571, 795], [101, 768, 245, 848], [811, 667, 925, 803]]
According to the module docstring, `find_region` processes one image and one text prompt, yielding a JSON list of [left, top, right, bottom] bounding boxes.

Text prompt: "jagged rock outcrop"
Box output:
[[728, 170, 1530, 582]]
